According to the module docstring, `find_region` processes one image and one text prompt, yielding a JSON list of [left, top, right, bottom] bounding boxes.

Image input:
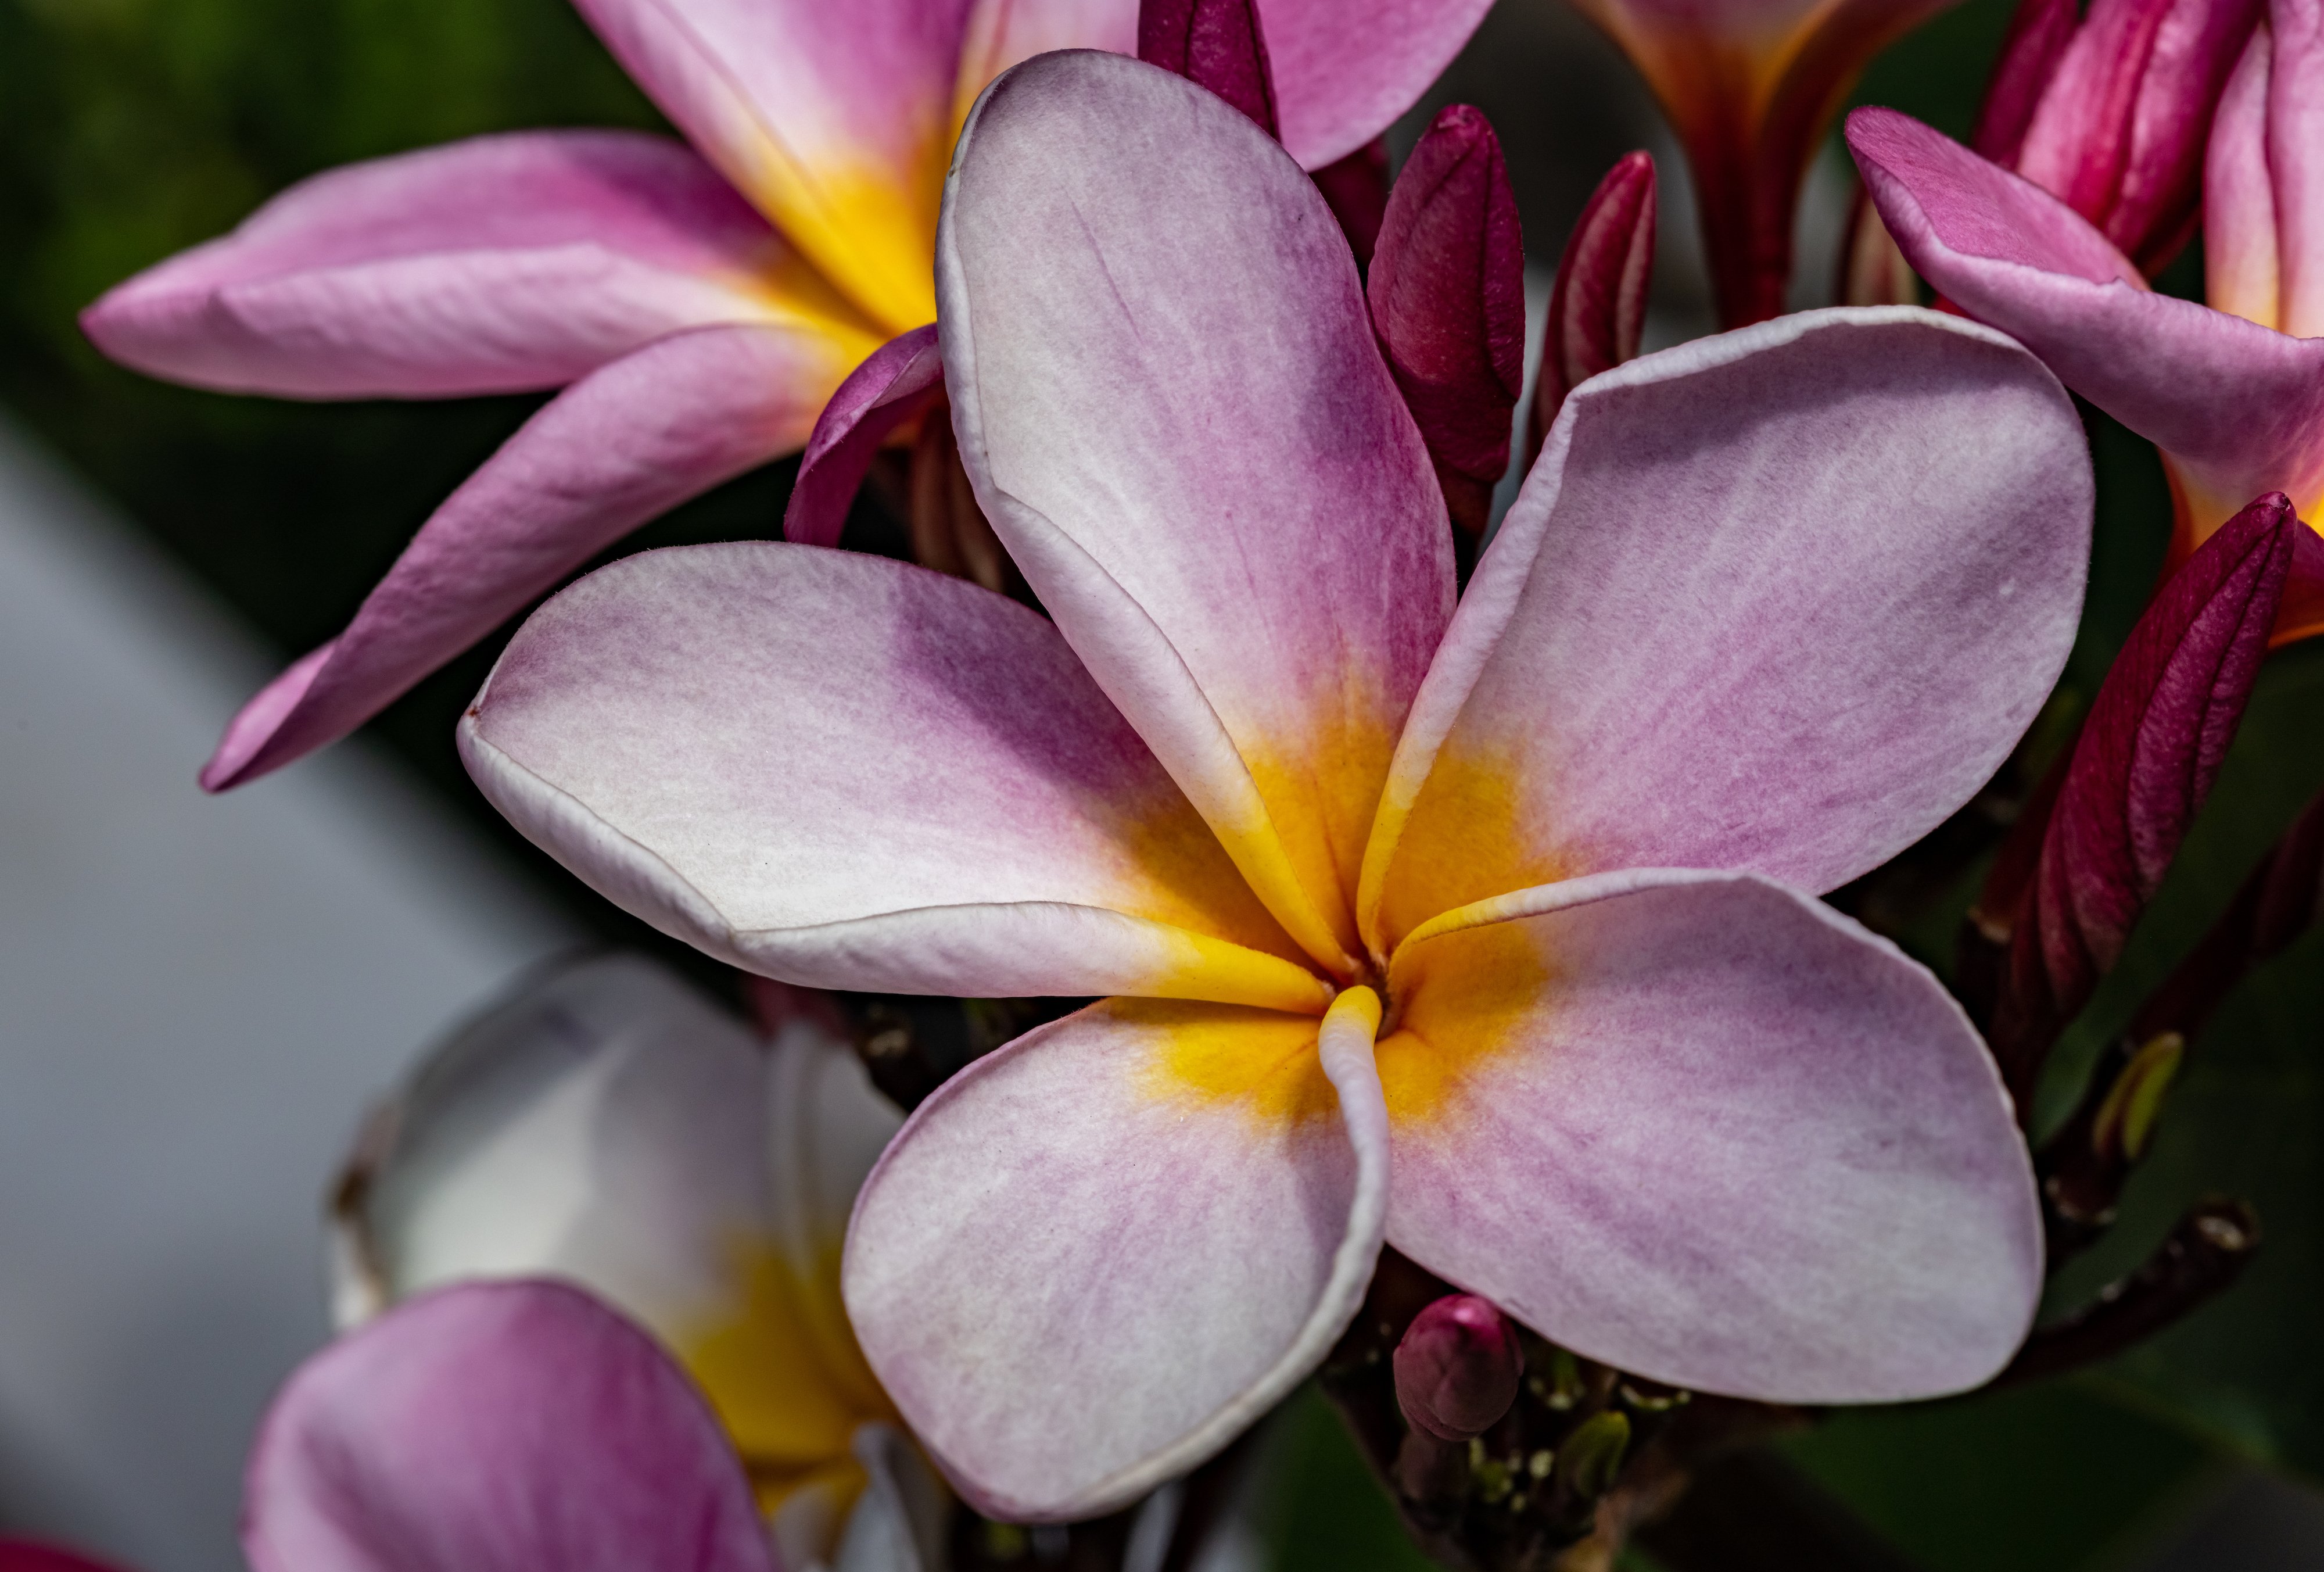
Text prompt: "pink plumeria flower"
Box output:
[[1565, 0, 1961, 326], [1849, 0, 2324, 640], [330, 953, 929, 1569], [457, 52, 2092, 1520], [79, 0, 1490, 794]]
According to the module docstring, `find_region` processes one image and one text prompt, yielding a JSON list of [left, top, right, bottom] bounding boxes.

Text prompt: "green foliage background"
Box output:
[[2, 0, 2319, 1564]]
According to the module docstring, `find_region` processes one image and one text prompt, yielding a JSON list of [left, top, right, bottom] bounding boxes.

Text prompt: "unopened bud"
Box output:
[[1138, 0, 1277, 139], [1531, 151, 1654, 460], [2091, 1030, 2184, 1163], [2003, 0, 2262, 273], [1368, 105, 1526, 539], [1392, 1293, 1523, 1442]]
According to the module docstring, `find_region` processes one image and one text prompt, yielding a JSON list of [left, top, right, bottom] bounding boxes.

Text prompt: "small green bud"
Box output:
[[1555, 1410, 1630, 1501]]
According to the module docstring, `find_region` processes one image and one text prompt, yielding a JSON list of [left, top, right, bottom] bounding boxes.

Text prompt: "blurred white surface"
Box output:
[[0, 419, 573, 1572]]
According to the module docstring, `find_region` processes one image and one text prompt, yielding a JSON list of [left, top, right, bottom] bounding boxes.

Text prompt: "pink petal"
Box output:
[[1850, 105, 2324, 530], [1362, 309, 2092, 954], [245, 1280, 774, 1572], [956, 0, 1140, 121], [567, 0, 975, 332], [2207, 22, 2283, 330], [80, 131, 843, 398], [202, 323, 838, 790], [1257, 0, 1497, 170], [940, 51, 1452, 973], [783, 325, 944, 549], [2268, 0, 2324, 339], [1972, 0, 2081, 164], [1368, 105, 1527, 503], [1380, 868, 2040, 1403], [460, 542, 1328, 1012], [842, 989, 1390, 1520]]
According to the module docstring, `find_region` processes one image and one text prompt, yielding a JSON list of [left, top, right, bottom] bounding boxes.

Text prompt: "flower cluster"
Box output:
[[59, 0, 2324, 1568]]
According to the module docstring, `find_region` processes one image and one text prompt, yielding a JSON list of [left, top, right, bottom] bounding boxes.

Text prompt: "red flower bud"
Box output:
[[1988, 492, 2301, 1104], [1986, 0, 2263, 273], [1313, 139, 1390, 266], [1138, 0, 1278, 139], [1368, 105, 1526, 539], [1532, 151, 1654, 460], [1392, 1293, 1523, 1443]]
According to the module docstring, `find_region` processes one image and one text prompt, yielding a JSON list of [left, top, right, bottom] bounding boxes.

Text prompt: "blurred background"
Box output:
[[3, 0, 2323, 1567]]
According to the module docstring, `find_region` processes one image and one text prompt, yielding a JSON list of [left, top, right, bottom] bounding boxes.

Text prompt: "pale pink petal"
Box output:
[[1380, 869, 2040, 1403], [460, 542, 1327, 1012], [2207, 22, 2282, 331], [245, 1280, 774, 1572], [784, 325, 944, 549], [1850, 105, 2324, 529], [941, 51, 1451, 973], [2268, 0, 2324, 338], [842, 989, 1390, 1520], [954, 0, 1140, 133], [1258, 0, 1497, 169], [568, 0, 975, 332], [1362, 309, 2091, 952], [202, 323, 842, 790], [80, 131, 867, 398]]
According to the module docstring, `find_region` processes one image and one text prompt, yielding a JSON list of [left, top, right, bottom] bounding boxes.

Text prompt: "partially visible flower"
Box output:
[[1972, 0, 2262, 273], [457, 52, 2090, 1523], [1563, 0, 1961, 326], [1848, 48, 2324, 639], [331, 952, 928, 1570], [248, 1279, 790, 1572], [0, 1545, 127, 1572], [82, 0, 1493, 793]]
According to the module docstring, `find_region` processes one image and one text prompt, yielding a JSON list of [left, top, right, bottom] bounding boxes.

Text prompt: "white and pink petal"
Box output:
[[842, 989, 1389, 1520]]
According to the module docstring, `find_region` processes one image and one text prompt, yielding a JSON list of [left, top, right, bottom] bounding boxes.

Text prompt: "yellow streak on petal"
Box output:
[[1376, 918, 1556, 1131], [677, 1236, 896, 1514], [1243, 694, 1404, 967], [1136, 998, 1340, 1127], [731, 146, 946, 337], [1369, 742, 1565, 961], [737, 242, 894, 374]]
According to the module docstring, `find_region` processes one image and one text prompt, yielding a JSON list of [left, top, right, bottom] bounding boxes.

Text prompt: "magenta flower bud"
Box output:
[[1986, 0, 2263, 273], [1393, 1294, 1523, 1443], [1367, 104, 1525, 538], [1138, 0, 1279, 139], [1532, 150, 1655, 457], [1988, 491, 2302, 1102]]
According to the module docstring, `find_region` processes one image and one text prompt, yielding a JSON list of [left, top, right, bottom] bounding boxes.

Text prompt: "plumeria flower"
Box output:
[[1563, 0, 1961, 326], [326, 952, 931, 1570], [79, 0, 1491, 793], [1848, 0, 2324, 639], [457, 52, 2092, 1520]]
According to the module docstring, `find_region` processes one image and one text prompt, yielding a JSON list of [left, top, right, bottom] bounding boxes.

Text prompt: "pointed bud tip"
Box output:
[[1393, 1293, 1523, 1442]]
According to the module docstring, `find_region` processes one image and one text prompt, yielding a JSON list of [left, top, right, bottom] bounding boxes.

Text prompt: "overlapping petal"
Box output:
[[842, 988, 1389, 1520], [203, 323, 842, 790], [568, 0, 977, 332], [1257, 0, 1498, 170], [245, 1280, 774, 1572], [1362, 309, 2092, 953], [1378, 869, 2040, 1403], [460, 542, 1325, 1010], [940, 51, 1451, 972], [80, 131, 870, 399], [1851, 105, 2324, 531], [784, 325, 945, 549]]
